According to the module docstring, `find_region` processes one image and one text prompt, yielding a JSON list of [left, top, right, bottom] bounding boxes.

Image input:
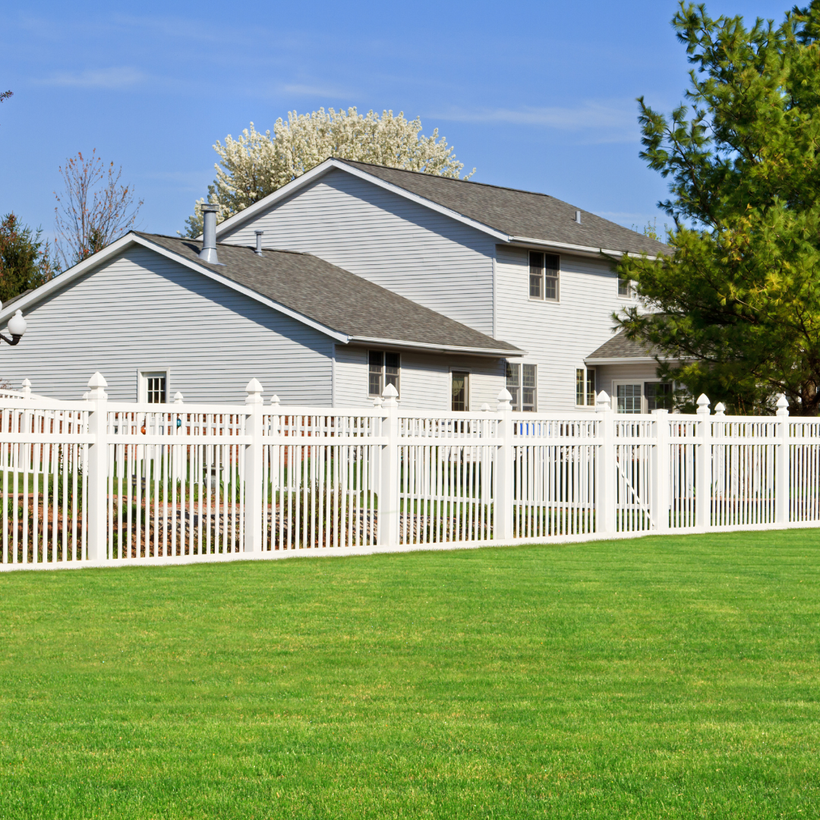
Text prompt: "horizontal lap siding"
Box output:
[[595, 363, 663, 401], [496, 246, 642, 413], [2, 247, 333, 404], [334, 345, 505, 411], [220, 170, 497, 337]]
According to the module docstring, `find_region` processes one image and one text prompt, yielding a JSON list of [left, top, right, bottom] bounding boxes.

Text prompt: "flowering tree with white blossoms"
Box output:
[[184, 108, 472, 236]]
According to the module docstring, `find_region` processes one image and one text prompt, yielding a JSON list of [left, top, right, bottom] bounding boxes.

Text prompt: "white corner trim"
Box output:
[[214, 158, 511, 242]]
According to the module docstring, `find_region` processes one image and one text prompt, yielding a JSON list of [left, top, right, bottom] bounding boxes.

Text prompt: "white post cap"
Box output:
[[776, 394, 789, 416], [270, 394, 280, 407], [595, 390, 611, 412], [173, 391, 184, 404], [382, 382, 398, 407], [496, 388, 512, 411], [696, 394, 710, 415], [87, 372, 108, 399], [245, 378, 263, 404]]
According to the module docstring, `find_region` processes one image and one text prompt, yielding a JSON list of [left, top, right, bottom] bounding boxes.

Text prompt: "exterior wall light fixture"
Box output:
[[0, 309, 28, 346]]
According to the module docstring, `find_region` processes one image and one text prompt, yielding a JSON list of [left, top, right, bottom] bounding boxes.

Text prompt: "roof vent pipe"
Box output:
[[574, 210, 582, 224], [255, 230, 264, 256], [199, 204, 222, 265]]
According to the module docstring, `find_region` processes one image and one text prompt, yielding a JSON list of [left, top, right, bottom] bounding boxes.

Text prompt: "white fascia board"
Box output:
[[348, 335, 525, 357], [584, 356, 662, 365], [0, 233, 137, 322], [509, 236, 662, 261], [214, 158, 511, 243], [132, 235, 350, 344]]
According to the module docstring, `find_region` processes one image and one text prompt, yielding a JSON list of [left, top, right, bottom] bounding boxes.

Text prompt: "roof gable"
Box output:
[[213, 157, 670, 258]]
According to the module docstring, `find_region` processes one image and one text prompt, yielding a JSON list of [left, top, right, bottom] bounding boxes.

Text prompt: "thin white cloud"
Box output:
[[279, 82, 356, 99], [434, 101, 641, 144], [35, 67, 147, 89]]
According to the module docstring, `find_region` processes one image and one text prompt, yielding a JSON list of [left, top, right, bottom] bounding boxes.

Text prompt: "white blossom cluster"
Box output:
[[184, 108, 472, 236]]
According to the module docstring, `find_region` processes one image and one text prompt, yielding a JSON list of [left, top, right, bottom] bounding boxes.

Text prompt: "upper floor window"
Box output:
[[368, 351, 400, 397], [575, 367, 596, 407], [529, 252, 560, 301], [506, 363, 537, 411]]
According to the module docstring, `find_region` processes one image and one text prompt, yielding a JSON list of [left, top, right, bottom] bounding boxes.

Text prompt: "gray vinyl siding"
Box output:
[[1, 247, 334, 404], [594, 363, 664, 407], [334, 345, 505, 411], [219, 169, 497, 336], [495, 246, 640, 414]]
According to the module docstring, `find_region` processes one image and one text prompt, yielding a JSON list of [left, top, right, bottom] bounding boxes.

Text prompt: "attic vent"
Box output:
[[255, 230, 264, 256], [574, 210, 582, 224]]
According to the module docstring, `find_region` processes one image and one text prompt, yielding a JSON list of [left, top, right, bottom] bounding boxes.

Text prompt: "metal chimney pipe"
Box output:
[[574, 210, 582, 224], [255, 230, 264, 256], [199, 204, 221, 265]]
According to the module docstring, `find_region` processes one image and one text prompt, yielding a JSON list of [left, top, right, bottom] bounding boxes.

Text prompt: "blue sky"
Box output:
[[1, 0, 791, 249]]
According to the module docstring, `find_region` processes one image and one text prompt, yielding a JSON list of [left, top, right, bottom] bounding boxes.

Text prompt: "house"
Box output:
[[0, 158, 669, 411]]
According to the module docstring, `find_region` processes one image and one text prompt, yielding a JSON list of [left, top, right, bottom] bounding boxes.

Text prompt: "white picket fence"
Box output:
[[1, 374, 818, 571]]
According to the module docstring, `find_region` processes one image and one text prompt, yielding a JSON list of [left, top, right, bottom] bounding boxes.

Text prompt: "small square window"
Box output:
[[139, 370, 168, 404]]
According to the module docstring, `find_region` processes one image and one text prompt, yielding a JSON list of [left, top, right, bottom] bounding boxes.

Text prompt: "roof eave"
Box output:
[[584, 356, 663, 365], [348, 335, 525, 357], [509, 235, 664, 260]]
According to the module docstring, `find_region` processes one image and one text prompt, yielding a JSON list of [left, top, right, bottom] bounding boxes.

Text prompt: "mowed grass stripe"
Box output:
[[0, 530, 818, 819]]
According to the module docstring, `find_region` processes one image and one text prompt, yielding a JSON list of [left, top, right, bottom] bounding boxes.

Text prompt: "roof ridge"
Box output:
[[332, 157, 583, 210], [136, 231, 311, 258]]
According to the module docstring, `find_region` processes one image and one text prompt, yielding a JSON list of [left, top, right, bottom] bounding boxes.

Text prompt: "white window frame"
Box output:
[[575, 366, 596, 407], [528, 251, 560, 303], [368, 350, 400, 398], [506, 362, 538, 412], [450, 370, 470, 412], [612, 380, 674, 414], [138, 369, 170, 404], [617, 275, 637, 299]]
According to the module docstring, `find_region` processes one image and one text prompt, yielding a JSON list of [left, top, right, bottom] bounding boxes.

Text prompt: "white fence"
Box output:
[[1, 374, 817, 570]]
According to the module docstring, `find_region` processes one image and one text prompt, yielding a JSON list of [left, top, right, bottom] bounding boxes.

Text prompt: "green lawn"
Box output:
[[1, 531, 818, 819]]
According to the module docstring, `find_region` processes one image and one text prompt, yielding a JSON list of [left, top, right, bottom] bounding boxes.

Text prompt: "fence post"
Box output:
[[244, 379, 264, 555], [775, 393, 790, 526], [86, 372, 109, 563], [653, 409, 670, 534], [495, 388, 514, 542], [379, 383, 400, 549], [595, 391, 616, 537], [696, 394, 712, 532]]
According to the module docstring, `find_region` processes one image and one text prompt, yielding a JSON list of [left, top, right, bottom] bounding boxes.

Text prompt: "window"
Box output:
[[613, 381, 673, 413], [506, 363, 537, 411], [368, 351, 400, 397], [618, 275, 635, 298], [575, 367, 596, 407], [646, 382, 673, 411], [529, 251, 559, 301], [451, 372, 469, 411], [138, 370, 168, 404]]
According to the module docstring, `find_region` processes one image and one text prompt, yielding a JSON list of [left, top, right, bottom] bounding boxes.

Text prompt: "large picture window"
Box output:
[[368, 351, 400, 397], [506, 363, 537, 411], [529, 251, 560, 301]]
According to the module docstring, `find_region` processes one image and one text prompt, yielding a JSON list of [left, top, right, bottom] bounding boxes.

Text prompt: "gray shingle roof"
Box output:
[[136, 233, 522, 355], [585, 332, 661, 361], [337, 159, 669, 257]]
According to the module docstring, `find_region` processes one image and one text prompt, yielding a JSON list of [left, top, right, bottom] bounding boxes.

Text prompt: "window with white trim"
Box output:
[[618, 275, 636, 298], [529, 251, 559, 301], [368, 351, 400, 397], [138, 370, 168, 404], [575, 367, 596, 407], [613, 381, 673, 413], [506, 363, 537, 411], [451, 371, 470, 411]]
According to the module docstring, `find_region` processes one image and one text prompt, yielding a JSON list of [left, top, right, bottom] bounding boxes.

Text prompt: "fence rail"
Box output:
[[1, 375, 816, 570]]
